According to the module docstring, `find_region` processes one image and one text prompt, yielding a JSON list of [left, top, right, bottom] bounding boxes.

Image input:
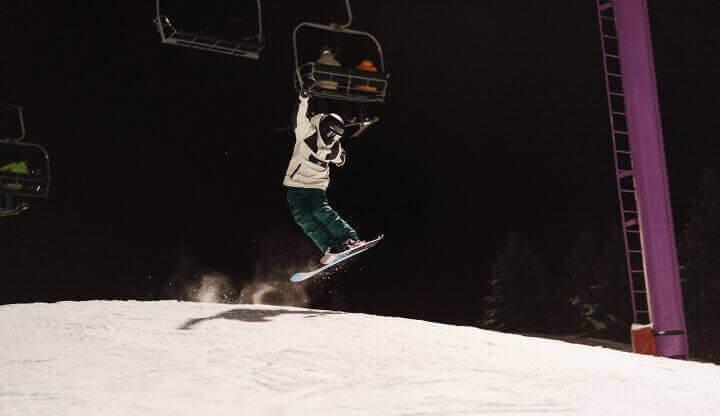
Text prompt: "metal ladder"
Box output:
[[596, 0, 650, 325]]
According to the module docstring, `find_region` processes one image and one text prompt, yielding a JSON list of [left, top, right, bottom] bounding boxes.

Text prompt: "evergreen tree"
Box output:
[[563, 227, 630, 340], [679, 165, 720, 319], [564, 230, 605, 334], [678, 165, 720, 361], [600, 224, 633, 339], [481, 231, 549, 332]]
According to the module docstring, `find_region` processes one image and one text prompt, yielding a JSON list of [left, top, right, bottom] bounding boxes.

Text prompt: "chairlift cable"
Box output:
[[10, 48, 162, 107]]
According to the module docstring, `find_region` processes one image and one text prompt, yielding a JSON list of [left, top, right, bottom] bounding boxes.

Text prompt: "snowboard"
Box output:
[[290, 234, 384, 283]]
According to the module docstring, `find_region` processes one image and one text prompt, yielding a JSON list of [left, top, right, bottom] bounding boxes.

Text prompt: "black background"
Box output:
[[1, 0, 719, 325]]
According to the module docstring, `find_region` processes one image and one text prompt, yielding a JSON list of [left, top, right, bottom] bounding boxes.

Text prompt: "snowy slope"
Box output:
[[1, 301, 718, 416]]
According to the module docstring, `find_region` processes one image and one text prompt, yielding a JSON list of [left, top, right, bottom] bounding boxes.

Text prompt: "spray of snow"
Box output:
[[237, 281, 309, 307], [194, 273, 235, 303], [235, 232, 317, 307], [173, 256, 313, 307], [250, 282, 276, 304], [179, 272, 310, 308], [169, 231, 326, 308]]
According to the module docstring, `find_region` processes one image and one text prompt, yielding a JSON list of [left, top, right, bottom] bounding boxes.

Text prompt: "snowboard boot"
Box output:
[[320, 238, 365, 265]]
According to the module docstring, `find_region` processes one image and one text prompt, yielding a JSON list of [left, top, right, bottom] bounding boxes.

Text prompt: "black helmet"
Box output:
[[319, 113, 345, 144]]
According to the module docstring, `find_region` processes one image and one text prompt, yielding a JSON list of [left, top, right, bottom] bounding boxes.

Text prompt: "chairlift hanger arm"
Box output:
[[0, 105, 26, 142], [335, 0, 353, 30], [257, 0, 263, 43], [155, 0, 166, 39]]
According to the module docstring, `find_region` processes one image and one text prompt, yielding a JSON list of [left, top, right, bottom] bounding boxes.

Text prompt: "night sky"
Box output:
[[2, 1, 719, 324]]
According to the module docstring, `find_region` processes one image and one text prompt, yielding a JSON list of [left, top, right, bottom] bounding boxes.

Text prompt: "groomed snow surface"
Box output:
[[1, 301, 719, 415]]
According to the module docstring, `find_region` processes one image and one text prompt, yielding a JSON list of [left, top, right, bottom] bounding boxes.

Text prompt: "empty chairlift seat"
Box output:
[[154, 0, 265, 60]]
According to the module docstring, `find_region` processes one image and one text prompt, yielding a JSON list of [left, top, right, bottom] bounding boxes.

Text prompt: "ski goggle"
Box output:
[[326, 125, 344, 140], [321, 119, 344, 140]]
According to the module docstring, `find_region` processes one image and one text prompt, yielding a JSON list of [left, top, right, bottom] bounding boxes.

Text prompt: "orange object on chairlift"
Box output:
[[355, 59, 378, 92]]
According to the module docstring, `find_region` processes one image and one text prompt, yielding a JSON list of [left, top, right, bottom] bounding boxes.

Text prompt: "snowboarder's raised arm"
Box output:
[[294, 95, 313, 141]]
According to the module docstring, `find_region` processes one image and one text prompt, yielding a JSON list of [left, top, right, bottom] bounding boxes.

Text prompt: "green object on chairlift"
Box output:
[[2, 183, 23, 191], [0, 161, 30, 174]]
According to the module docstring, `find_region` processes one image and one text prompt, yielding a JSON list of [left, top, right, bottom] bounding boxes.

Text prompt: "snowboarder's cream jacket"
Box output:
[[283, 95, 345, 191]]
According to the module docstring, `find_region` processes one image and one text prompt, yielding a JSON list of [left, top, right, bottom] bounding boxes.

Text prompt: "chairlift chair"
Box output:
[[0, 106, 51, 202], [154, 0, 265, 60], [293, 0, 390, 103]]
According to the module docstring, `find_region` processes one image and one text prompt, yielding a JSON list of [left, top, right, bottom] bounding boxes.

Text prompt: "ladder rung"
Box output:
[[600, 16, 615, 21], [607, 72, 622, 77], [631, 269, 644, 273], [604, 53, 620, 59], [613, 129, 628, 134], [621, 189, 635, 193], [634, 290, 647, 294], [616, 150, 631, 155], [603, 35, 618, 40], [599, 3, 613, 11], [612, 111, 627, 116], [628, 250, 642, 253], [609, 92, 623, 96], [624, 210, 638, 214]]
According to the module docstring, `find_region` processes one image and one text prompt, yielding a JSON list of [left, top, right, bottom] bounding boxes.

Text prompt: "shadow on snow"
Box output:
[[178, 307, 342, 330]]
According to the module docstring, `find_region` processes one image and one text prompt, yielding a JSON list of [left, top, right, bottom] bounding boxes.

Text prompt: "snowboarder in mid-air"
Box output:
[[283, 81, 366, 265]]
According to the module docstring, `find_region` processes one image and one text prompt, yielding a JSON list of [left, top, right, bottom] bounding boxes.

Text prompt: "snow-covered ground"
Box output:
[[1, 301, 718, 415]]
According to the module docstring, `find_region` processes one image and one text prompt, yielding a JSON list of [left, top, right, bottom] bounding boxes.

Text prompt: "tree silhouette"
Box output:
[[481, 231, 550, 332], [678, 165, 720, 361], [563, 227, 630, 340]]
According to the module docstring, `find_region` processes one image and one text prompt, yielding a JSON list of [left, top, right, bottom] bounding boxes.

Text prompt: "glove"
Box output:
[[332, 149, 347, 167], [300, 75, 316, 98]]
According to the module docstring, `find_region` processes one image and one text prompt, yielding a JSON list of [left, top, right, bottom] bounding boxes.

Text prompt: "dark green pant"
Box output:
[[286, 186, 358, 252]]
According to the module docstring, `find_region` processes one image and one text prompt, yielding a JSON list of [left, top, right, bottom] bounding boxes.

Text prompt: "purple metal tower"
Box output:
[[596, 0, 689, 359]]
